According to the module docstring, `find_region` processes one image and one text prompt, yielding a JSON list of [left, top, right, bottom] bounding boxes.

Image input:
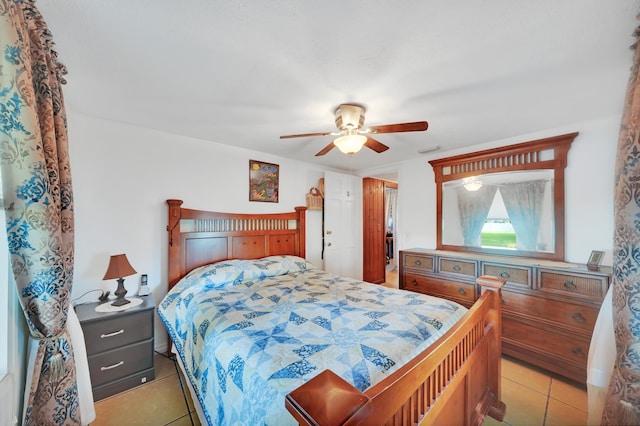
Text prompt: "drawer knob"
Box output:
[[414, 259, 422, 266], [101, 329, 125, 339], [411, 279, 418, 286], [500, 271, 510, 279], [572, 312, 586, 323], [101, 361, 125, 371], [572, 347, 586, 359], [563, 280, 577, 290], [458, 287, 466, 295], [453, 264, 461, 272]]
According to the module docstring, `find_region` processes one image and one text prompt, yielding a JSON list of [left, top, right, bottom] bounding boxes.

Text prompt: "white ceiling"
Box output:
[[38, 1, 639, 172]]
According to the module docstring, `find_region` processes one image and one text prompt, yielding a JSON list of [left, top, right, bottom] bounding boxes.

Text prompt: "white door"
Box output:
[[323, 171, 362, 280]]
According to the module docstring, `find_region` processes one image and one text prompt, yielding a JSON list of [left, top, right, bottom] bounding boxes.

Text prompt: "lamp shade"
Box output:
[[103, 254, 137, 280], [334, 134, 367, 155]]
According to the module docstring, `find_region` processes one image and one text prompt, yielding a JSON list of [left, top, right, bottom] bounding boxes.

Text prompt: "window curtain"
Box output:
[[499, 180, 547, 251], [384, 187, 397, 234], [602, 18, 640, 425], [455, 185, 497, 246], [0, 2, 90, 424]]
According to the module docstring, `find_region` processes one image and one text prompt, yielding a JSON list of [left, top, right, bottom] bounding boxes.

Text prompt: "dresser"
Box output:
[[399, 249, 610, 384], [75, 296, 156, 400]]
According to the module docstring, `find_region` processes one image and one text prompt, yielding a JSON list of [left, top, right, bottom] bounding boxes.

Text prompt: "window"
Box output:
[[481, 219, 516, 249], [481, 190, 515, 249]]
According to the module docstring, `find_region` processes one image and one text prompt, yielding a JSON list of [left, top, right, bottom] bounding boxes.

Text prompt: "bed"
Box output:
[[161, 199, 506, 425]]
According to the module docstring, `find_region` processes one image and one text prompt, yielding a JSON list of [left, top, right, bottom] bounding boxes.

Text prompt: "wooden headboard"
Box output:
[[167, 199, 307, 291]]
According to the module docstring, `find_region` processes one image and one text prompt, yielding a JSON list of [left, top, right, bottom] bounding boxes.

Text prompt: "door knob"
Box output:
[[327, 242, 332, 246]]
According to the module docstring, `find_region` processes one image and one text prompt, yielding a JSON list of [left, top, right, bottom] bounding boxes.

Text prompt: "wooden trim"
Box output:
[[428, 132, 577, 183]]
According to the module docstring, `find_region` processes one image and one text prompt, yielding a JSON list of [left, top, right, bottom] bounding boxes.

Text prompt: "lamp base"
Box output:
[[111, 277, 130, 307], [111, 297, 131, 307]]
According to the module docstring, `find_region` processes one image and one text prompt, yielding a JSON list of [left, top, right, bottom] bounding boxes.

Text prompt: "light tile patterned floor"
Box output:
[[487, 356, 588, 426], [90, 352, 587, 425], [90, 267, 588, 425]]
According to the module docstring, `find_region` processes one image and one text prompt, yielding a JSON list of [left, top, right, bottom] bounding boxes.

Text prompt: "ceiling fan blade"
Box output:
[[366, 121, 428, 134], [315, 141, 336, 156], [364, 137, 389, 153], [280, 131, 334, 139]]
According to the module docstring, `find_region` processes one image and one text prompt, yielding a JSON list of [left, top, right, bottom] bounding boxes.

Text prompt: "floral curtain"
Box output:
[[499, 180, 547, 251], [602, 18, 640, 425], [0, 1, 80, 424], [455, 185, 497, 246]]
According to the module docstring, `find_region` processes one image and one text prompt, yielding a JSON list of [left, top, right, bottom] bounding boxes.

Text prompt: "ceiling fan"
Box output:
[[280, 104, 429, 156]]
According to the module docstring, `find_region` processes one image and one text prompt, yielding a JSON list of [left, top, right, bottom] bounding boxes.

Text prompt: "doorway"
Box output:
[[362, 172, 399, 286], [384, 181, 398, 277]]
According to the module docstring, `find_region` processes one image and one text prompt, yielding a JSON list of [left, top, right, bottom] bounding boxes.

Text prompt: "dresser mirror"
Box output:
[[429, 132, 578, 261]]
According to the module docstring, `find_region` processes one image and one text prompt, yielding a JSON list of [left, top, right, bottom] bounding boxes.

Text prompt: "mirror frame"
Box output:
[[428, 132, 578, 261]]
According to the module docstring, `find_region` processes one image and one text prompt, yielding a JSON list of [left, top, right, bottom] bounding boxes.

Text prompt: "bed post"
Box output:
[[477, 275, 507, 421], [167, 199, 183, 290], [295, 206, 307, 258]]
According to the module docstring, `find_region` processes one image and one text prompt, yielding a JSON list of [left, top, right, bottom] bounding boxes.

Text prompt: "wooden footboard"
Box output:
[[285, 275, 506, 426]]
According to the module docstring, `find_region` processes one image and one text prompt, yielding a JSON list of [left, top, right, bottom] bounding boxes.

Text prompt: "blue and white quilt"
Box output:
[[158, 256, 467, 425]]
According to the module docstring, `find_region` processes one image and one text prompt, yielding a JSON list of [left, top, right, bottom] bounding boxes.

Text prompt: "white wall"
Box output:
[[67, 112, 328, 350], [394, 116, 619, 266]]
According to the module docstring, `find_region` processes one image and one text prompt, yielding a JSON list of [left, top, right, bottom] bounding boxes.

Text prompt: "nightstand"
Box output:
[[75, 295, 155, 400]]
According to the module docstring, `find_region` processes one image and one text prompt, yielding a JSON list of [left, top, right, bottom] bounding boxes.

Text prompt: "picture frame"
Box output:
[[249, 160, 279, 202], [587, 250, 604, 269]]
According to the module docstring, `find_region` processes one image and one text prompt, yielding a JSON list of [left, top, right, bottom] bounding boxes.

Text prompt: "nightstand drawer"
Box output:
[[83, 309, 153, 355], [88, 338, 154, 387]]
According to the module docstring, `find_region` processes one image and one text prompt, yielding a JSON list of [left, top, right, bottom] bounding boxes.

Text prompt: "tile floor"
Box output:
[[90, 353, 588, 425], [90, 268, 588, 425]]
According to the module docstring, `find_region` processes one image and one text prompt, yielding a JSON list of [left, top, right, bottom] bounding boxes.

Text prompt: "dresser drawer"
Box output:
[[88, 338, 154, 387], [83, 309, 154, 355], [403, 273, 476, 305], [502, 318, 589, 368], [402, 253, 435, 272], [482, 262, 532, 289], [438, 257, 477, 278], [537, 269, 608, 302], [501, 291, 598, 334]]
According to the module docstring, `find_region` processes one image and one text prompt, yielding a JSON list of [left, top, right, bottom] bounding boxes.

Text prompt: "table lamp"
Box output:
[[103, 253, 137, 306]]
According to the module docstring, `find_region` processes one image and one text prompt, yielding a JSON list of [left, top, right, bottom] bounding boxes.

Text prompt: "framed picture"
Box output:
[[249, 160, 279, 202], [587, 250, 604, 269]]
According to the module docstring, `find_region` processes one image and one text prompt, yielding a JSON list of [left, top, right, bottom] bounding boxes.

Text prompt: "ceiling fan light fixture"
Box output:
[[334, 134, 367, 155], [335, 104, 365, 130], [463, 176, 482, 192]]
